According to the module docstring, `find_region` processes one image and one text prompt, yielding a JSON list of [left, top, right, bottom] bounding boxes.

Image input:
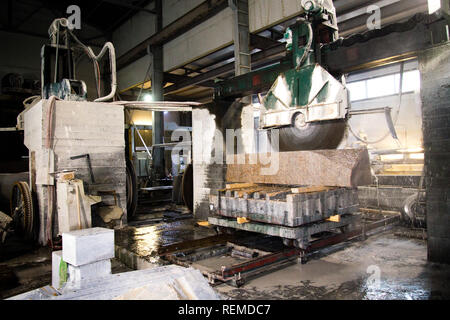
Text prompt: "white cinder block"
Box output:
[[52, 251, 65, 289], [62, 228, 114, 266], [68, 259, 111, 283]]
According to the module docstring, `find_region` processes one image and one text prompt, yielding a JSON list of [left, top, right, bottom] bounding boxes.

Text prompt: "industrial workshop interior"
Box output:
[[0, 0, 450, 306]]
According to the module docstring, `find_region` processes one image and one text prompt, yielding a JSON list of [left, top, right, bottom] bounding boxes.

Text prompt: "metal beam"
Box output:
[[164, 73, 215, 87], [117, 0, 229, 70], [151, 0, 165, 177], [337, 0, 401, 23], [165, 15, 438, 95], [102, 0, 156, 14], [164, 43, 286, 94], [229, 0, 251, 76], [250, 34, 281, 50], [324, 16, 433, 74]]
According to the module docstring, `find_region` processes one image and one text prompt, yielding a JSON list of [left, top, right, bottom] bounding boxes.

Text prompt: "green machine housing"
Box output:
[[214, 0, 350, 151]]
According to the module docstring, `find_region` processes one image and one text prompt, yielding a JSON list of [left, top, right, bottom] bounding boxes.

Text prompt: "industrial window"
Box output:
[[347, 69, 421, 102]]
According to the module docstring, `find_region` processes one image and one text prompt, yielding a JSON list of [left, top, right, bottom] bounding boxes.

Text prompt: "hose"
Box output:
[[49, 18, 117, 102], [296, 22, 314, 70]]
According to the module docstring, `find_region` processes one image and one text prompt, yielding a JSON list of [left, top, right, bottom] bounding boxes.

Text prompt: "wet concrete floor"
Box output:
[[2, 214, 450, 300], [216, 230, 450, 300], [115, 217, 450, 300]]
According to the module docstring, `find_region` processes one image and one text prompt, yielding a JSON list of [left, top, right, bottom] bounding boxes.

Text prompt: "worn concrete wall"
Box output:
[[419, 42, 450, 264]]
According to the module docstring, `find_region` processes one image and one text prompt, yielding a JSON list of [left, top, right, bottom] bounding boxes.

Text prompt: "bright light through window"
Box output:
[[428, 0, 441, 14], [347, 81, 366, 102], [347, 70, 421, 102], [367, 74, 397, 99], [400, 70, 421, 93]]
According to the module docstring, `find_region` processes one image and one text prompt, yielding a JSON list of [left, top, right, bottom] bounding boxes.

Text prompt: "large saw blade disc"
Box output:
[[270, 113, 347, 151]]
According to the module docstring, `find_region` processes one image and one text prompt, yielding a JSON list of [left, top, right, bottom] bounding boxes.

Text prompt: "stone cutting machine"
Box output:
[[215, 0, 348, 151], [208, 0, 370, 250]]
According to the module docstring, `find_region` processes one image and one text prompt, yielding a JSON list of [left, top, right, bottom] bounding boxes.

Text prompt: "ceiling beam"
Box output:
[[101, 0, 156, 14], [164, 73, 216, 87], [250, 34, 281, 50], [164, 43, 286, 94], [117, 0, 229, 71]]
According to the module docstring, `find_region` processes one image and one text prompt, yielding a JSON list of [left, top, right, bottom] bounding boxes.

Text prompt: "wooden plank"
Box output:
[[226, 149, 372, 188], [291, 186, 331, 194], [225, 183, 257, 190]]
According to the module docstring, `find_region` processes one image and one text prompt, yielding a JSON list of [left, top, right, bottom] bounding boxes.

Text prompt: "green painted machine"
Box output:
[[214, 0, 349, 151]]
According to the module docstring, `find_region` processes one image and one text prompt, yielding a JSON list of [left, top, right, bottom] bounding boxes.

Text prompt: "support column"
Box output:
[[151, 0, 165, 177], [229, 0, 251, 77], [419, 42, 450, 264]]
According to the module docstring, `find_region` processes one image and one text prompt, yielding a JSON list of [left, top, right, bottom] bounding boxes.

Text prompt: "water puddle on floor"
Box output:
[[115, 219, 216, 260]]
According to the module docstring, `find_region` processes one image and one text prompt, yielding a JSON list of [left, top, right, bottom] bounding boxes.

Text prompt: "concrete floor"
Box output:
[[2, 217, 450, 300], [216, 230, 450, 300], [115, 217, 450, 300]]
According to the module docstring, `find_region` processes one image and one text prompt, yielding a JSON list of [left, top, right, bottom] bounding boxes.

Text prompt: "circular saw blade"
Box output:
[[271, 119, 347, 152]]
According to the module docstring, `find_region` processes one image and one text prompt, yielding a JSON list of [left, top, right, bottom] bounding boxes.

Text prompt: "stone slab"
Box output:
[[8, 265, 221, 300], [67, 259, 111, 284], [62, 227, 114, 266], [226, 149, 372, 188]]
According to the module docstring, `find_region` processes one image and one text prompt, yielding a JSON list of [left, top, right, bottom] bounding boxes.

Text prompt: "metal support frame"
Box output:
[[151, 0, 165, 177], [229, 0, 251, 77], [160, 215, 400, 287]]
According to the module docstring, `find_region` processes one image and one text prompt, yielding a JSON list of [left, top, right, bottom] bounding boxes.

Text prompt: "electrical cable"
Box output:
[[49, 18, 117, 101]]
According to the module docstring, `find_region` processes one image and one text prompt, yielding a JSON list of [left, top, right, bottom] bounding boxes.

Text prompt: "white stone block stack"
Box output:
[[52, 227, 114, 289]]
